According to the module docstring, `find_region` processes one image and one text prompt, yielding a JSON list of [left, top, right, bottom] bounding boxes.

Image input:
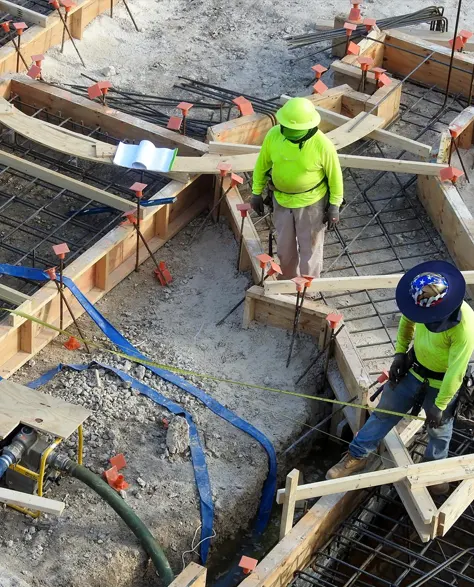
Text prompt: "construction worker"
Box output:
[[251, 97, 343, 279], [326, 260, 474, 495]]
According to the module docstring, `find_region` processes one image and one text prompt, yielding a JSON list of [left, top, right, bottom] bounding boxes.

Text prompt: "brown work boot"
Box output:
[[326, 453, 369, 480], [429, 482, 450, 496]]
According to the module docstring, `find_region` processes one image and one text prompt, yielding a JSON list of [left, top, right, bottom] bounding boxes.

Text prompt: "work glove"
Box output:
[[389, 352, 409, 384], [326, 204, 340, 230], [251, 195, 265, 216], [426, 404, 444, 428]]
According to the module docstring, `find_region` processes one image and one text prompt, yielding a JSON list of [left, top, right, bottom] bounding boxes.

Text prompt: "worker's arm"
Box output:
[[435, 330, 474, 410], [321, 139, 344, 207], [252, 133, 273, 196], [394, 315, 415, 354]]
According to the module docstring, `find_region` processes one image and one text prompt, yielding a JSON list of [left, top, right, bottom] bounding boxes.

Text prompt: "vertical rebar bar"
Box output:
[[443, 0, 463, 106]]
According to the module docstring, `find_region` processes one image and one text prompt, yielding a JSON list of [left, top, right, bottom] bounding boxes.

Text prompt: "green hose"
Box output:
[[66, 461, 174, 586]]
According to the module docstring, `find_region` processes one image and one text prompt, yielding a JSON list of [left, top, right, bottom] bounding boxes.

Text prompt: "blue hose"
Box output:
[[0, 452, 14, 479]]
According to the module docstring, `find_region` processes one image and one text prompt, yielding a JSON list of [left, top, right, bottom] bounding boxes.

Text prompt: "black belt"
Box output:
[[408, 347, 445, 381]]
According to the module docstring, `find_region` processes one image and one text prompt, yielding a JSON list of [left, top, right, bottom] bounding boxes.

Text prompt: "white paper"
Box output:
[[113, 140, 177, 172]]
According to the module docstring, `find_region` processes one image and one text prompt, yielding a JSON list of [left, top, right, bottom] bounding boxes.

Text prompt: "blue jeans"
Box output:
[[350, 372, 456, 461]]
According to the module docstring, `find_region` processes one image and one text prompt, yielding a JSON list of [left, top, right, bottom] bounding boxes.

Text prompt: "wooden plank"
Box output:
[[365, 81, 402, 126], [0, 379, 91, 439], [0, 487, 64, 516], [172, 152, 445, 175], [333, 329, 370, 431], [417, 175, 474, 272], [208, 142, 262, 155], [315, 106, 431, 158], [338, 154, 445, 175], [341, 89, 369, 118], [400, 28, 474, 52], [276, 453, 474, 504], [169, 563, 207, 587], [0, 0, 49, 26], [325, 112, 384, 150], [438, 480, 474, 536], [244, 286, 330, 337], [384, 29, 474, 99], [332, 60, 378, 92], [0, 149, 134, 213], [0, 97, 118, 162], [0, 284, 30, 306], [264, 271, 474, 295], [11, 78, 207, 156], [384, 429, 437, 531], [279, 469, 300, 540]]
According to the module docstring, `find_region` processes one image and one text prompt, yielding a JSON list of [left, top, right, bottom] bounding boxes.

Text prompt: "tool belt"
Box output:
[[408, 347, 445, 381], [454, 367, 474, 427], [406, 347, 445, 417]]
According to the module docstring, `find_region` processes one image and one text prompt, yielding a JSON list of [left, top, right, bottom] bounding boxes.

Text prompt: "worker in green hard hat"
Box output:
[[251, 97, 343, 279]]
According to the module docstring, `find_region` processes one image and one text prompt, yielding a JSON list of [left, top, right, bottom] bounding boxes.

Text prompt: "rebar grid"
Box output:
[[292, 431, 474, 587], [0, 98, 170, 304]]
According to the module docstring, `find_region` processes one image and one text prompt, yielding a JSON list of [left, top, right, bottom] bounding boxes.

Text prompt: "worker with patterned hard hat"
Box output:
[[326, 260, 474, 496], [251, 97, 343, 279]]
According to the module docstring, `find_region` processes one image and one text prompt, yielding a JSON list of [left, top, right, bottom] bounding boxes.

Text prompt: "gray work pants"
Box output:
[[273, 195, 327, 279]]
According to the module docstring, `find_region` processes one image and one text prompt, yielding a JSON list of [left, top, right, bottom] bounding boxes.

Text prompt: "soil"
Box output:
[[42, 0, 474, 104], [0, 218, 324, 587]]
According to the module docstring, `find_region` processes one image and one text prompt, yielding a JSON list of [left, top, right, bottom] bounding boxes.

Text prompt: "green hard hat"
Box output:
[[276, 97, 321, 130]]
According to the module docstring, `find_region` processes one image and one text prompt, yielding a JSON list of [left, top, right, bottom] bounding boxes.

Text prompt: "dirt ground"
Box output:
[[0, 218, 326, 587], [42, 0, 474, 101]]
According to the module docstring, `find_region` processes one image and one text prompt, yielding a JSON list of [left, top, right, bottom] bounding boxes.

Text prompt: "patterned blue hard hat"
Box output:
[[409, 272, 449, 308], [396, 261, 465, 323]]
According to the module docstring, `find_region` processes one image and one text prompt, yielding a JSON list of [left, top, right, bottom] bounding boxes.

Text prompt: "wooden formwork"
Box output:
[[332, 27, 474, 101], [418, 108, 474, 273], [330, 29, 402, 125], [0, 76, 211, 377], [0, 0, 122, 75]]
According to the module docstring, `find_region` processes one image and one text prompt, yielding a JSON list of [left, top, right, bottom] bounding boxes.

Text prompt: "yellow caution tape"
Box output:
[[6, 308, 425, 422]]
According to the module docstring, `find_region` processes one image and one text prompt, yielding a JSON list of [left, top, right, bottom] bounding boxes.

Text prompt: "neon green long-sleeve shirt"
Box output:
[[394, 301, 474, 410], [252, 125, 344, 209]]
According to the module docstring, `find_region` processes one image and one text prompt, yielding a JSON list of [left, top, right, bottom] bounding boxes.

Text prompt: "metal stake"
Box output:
[[135, 197, 141, 272], [52, 280, 91, 353], [122, 0, 140, 32]]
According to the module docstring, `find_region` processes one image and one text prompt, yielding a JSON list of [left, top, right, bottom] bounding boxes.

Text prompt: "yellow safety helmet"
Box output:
[[276, 97, 321, 130]]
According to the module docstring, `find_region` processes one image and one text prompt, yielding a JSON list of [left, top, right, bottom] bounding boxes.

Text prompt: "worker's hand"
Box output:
[[426, 404, 444, 428], [251, 195, 265, 216], [326, 204, 340, 230], [389, 352, 408, 384]]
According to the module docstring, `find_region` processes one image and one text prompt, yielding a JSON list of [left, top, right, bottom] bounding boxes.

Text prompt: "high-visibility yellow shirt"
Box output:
[[394, 301, 474, 410], [252, 125, 344, 209]]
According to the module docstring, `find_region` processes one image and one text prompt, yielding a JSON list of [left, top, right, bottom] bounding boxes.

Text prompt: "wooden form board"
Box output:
[[169, 563, 207, 587], [276, 453, 474, 502], [0, 379, 90, 439], [9, 77, 207, 157], [172, 152, 445, 175], [400, 28, 474, 52], [264, 271, 474, 295], [242, 286, 332, 337], [0, 487, 64, 516], [0, 0, 119, 76], [238, 489, 370, 587], [0, 98, 117, 163], [383, 29, 474, 99], [0, 0, 49, 26]]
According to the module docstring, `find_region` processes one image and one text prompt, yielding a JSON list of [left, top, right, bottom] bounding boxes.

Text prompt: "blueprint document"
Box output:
[[113, 140, 177, 172]]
